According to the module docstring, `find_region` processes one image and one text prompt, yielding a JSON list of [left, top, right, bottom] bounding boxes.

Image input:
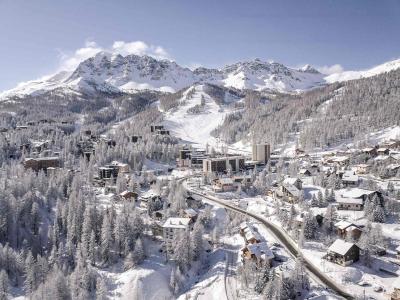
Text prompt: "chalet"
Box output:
[[162, 217, 191, 255], [381, 139, 400, 150], [239, 223, 262, 244], [212, 177, 236, 192], [336, 197, 363, 210], [277, 177, 303, 203], [377, 147, 390, 156], [119, 190, 138, 201], [299, 168, 312, 177], [326, 239, 360, 266], [355, 164, 370, 175], [342, 188, 380, 202], [241, 242, 274, 267], [362, 147, 377, 157], [341, 171, 359, 187], [330, 156, 350, 166], [334, 220, 362, 240]]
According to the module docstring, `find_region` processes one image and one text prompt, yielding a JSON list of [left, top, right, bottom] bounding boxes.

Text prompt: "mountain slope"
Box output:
[[0, 54, 326, 100], [325, 58, 400, 83], [2, 52, 399, 102], [162, 84, 243, 147]]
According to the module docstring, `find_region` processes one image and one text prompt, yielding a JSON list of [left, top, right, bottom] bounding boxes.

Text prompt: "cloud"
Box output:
[[58, 40, 170, 71], [317, 64, 344, 75]]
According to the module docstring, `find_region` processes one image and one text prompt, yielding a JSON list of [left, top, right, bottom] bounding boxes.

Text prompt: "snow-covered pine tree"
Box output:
[[100, 212, 113, 265]]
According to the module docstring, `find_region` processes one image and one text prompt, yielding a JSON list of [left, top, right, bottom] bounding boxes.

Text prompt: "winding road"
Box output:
[[182, 177, 353, 299]]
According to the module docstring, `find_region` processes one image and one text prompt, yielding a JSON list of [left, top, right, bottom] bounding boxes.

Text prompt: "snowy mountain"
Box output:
[[0, 53, 325, 100], [2, 52, 400, 101], [325, 58, 400, 83]]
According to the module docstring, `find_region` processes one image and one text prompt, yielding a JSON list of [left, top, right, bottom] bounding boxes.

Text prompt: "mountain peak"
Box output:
[[299, 64, 320, 74]]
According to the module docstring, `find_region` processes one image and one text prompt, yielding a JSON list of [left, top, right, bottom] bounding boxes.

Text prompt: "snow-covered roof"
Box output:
[[246, 242, 274, 260], [328, 239, 357, 256], [162, 218, 191, 229], [331, 156, 349, 163], [218, 177, 234, 185], [282, 183, 301, 197], [184, 208, 198, 217], [342, 171, 359, 183], [240, 222, 248, 230], [243, 226, 261, 242], [340, 188, 375, 199], [283, 177, 301, 185], [334, 220, 354, 230], [336, 198, 363, 205]]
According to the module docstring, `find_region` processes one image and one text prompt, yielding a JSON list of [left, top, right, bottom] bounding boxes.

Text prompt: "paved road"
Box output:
[[184, 184, 353, 300]]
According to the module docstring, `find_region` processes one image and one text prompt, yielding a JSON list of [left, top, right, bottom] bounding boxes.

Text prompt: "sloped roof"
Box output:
[[328, 239, 357, 256], [334, 220, 354, 230], [342, 171, 359, 183], [162, 217, 191, 229], [247, 242, 274, 260], [341, 188, 375, 199]]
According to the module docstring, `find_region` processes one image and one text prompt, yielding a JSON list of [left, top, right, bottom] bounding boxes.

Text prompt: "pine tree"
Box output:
[[0, 270, 9, 300], [132, 238, 145, 265], [372, 205, 385, 223], [24, 251, 37, 295], [89, 230, 97, 266], [100, 213, 113, 265], [96, 277, 108, 300], [191, 222, 204, 261]]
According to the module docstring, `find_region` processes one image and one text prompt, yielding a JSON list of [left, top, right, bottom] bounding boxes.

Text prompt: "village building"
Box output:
[[276, 177, 303, 203], [203, 155, 246, 174], [182, 208, 198, 222], [119, 190, 138, 201], [329, 156, 350, 166], [251, 143, 271, 164], [377, 147, 390, 156], [334, 220, 362, 240], [162, 217, 191, 255], [362, 147, 377, 157], [355, 164, 370, 175], [326, 239, 360, 266], [23, 157, 60, 172], [239, 223, 262, 244], [341, 170, 359, 187], [212, 177, 236, 192], [299, 168, 312, 177], [381, 139, 400, 150], [241, 242, 274, 267]]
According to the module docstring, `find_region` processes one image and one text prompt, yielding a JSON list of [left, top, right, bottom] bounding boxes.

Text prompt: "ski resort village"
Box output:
[[0, 55, 399, 299], [1, 2, 400, 298]]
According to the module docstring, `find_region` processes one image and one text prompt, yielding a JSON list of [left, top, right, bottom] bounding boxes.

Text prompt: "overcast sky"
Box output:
[[1, 0, 400, 91]]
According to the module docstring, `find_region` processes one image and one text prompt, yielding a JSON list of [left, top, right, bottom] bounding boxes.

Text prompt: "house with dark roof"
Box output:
[[326, 239, 360, 266]]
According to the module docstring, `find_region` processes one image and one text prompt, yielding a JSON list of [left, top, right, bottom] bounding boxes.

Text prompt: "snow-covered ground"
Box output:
[[162, 85, 238, 149]]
